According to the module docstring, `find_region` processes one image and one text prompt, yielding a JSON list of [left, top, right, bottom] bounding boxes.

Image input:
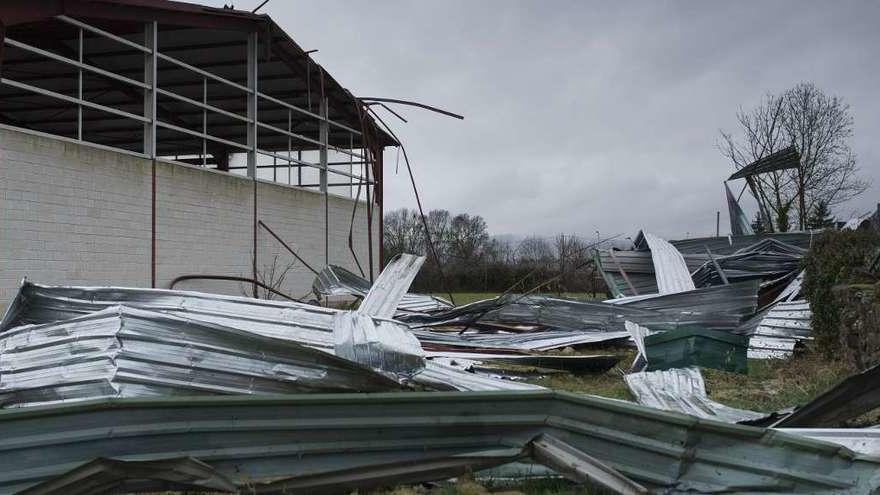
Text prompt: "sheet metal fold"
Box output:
[[0, 391, 877, 494], [624, 367, 768, 423], [313, 263, 452, 314], [640, 231, 696, 294], [18, 457, 236, 495], [0, 306, 401, 408]]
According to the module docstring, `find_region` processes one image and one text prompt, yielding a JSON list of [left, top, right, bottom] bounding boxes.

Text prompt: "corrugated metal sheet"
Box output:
[[0, 306, 402, 408], [727, 146, 801, 181], [780, 429, 880, 456], [313, 264, 452, 314], [414, 329, 631, 351], [641, 232, 696, 294], [333, 312, 426, 379], [669, 232, 815, 256], [608, 280, 760, 332], [624, 368, 768, 423], [18, 457, 236, 495], [357, 254, 426, 319], [725, 182, 755, 236], [0, 391, 877, 494], [0, 282, 531, 392], [735, 300, 812, 359]]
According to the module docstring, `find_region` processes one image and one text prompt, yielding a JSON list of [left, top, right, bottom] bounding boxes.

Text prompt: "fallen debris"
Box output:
[[0, 306, 401, 408], [624, 367, 768, 423], [313, 263, 452, 313], [736, 300, 812, 359], [18, 457, 236, 495], [1, 390, 878, 493]]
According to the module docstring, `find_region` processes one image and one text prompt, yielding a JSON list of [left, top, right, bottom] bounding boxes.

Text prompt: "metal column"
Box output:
[[320, 97, 329, 266], [143, 22, 157, 157], [246, 31, 259, 297], [144, 21, 157, 289], [246, 32, 258, 177]]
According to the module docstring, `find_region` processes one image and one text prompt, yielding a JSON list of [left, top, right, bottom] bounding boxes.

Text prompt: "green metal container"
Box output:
[[645, 327, 748, 373]]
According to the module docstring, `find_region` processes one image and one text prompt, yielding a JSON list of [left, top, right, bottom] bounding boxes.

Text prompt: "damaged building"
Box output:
[[0, 0, 394, 308]]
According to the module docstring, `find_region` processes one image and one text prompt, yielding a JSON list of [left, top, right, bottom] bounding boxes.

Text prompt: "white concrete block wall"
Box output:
[[0, 126, 380, 311]]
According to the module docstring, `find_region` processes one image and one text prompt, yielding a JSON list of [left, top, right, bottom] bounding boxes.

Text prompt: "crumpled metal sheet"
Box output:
[[357, 254, 426, 319], [416, 361, 544, 391], [0, 391, 878, 494], [313, 264, 452, 314], [0, 282, 531, 393], [528, 434, 647, 494], [640, 232, 696, 294], [735, 299, 811, 359], [725, 182, 755, 236], [0, 306, 402, 408], [331, 254, 427, 378], [669, 232, 815, 256], [401, 293, 735, 337], [424, 352, 620, 374], [624, 368, 769, 423], [18, 457, 236, 495], [606, 280, 759, 332], [414, 329, 631, 351], [333, 312, 425, 379], [1, 282, 340, 350]]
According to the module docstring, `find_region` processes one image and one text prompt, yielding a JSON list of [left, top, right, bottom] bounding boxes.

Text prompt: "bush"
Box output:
[[802, 229, 880, 356]]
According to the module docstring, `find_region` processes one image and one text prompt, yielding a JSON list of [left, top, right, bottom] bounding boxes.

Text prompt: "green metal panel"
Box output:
[[0, 391, 878, 493], [645, 327, 748, 373]]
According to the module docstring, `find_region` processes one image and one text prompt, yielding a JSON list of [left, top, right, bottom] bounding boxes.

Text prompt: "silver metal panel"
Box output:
[[358, 254, 425, 319], [312, 264, 452, 314], [333, 312, 425, 380], [624, 368, 768, 423], [1, 283, 530, 393], [0, 306, 401, 408], [642, 232, 696, 295]]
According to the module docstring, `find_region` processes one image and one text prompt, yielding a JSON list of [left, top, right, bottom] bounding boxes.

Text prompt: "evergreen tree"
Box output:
[[807, 200, 836, 229]]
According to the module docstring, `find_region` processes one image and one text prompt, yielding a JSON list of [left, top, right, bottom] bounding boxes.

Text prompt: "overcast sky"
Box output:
[[206, 0, 879, 239]]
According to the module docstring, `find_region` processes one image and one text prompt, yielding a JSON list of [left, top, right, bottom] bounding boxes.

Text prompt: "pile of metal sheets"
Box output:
[[0, 306, 402, 408]]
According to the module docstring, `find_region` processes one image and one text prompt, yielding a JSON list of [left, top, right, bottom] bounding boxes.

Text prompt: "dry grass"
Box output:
[[701, 353, 855, 413], [525, 350, 854, 414]]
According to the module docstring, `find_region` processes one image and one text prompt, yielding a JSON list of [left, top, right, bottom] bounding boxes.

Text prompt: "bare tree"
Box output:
[[720, 82, 869, 230], [243, 254, 296, 300], [383, 208, 425, 261], [516, 236, 553, 265], [447, 213, 489, 262]]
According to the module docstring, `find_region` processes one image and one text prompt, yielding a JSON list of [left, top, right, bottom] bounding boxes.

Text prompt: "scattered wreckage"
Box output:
[[1, 228, 879, 494]]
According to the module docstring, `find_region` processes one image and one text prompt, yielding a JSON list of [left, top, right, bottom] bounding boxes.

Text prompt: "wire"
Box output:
[[365, 105, 457, 306], [252, 0, 270, 13], [359, 97, 463, 120]]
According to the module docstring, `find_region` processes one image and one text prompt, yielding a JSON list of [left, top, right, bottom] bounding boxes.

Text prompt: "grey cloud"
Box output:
[[204, 0, 880, 238]]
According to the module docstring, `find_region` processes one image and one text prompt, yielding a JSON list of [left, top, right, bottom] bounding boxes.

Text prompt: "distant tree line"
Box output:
[[383, 208, 608, 295]]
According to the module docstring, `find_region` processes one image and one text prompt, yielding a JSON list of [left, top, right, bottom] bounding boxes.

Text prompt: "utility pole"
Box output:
[[716, 211, 720, 237]]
